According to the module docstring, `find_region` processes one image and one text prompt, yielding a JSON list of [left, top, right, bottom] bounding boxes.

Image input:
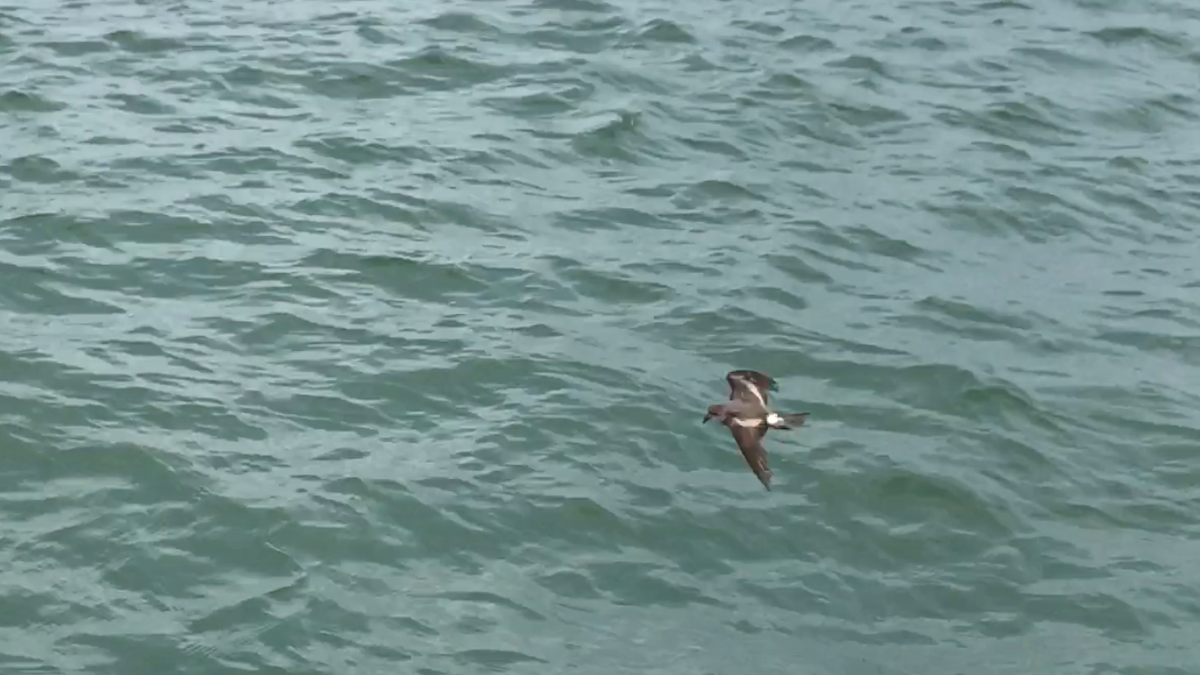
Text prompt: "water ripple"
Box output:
[[3, 0, 1200, 672]]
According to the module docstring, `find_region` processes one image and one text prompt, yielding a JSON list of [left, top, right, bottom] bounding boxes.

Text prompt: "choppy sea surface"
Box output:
[[3, 0, 1200, 673]]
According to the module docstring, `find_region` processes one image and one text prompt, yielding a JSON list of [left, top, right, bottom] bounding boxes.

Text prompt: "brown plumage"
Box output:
[[702, 370, 809, 490]]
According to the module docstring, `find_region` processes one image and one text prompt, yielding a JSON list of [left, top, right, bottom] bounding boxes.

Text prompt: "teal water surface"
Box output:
[[3, 0, 1200, 673]]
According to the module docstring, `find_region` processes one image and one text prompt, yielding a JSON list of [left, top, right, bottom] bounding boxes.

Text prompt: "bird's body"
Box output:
[[702, 370, 809, 490]]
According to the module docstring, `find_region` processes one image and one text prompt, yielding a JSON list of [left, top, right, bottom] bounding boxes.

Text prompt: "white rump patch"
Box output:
[[766, 413, 782, 426]]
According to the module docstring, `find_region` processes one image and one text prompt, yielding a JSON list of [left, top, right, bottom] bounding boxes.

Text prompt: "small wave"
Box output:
[[0, 90, 65, 113]]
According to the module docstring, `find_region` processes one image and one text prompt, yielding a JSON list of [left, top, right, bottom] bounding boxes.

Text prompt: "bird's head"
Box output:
[[702, 404, 723, 424]]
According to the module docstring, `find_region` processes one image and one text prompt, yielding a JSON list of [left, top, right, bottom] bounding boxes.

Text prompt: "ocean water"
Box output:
[[3, 0, 1200, 673]]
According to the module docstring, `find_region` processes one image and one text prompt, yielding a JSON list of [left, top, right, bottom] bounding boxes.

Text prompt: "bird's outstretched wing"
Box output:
[[726, 370, 776, 407], [729, 425, 773, 490]]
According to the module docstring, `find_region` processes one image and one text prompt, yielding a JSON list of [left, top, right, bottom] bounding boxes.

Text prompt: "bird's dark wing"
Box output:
[[726, 370, 776, 406], [729, 425, 773, 490]]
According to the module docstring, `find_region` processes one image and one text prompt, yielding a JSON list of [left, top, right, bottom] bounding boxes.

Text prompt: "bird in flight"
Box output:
[[702, 370, 809, 490]]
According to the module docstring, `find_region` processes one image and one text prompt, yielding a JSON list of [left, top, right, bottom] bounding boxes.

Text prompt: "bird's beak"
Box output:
[[702, 413, 712, 423]]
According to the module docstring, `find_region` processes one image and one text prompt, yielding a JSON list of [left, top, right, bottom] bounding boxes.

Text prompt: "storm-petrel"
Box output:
[[702, 370, 809, 490]]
